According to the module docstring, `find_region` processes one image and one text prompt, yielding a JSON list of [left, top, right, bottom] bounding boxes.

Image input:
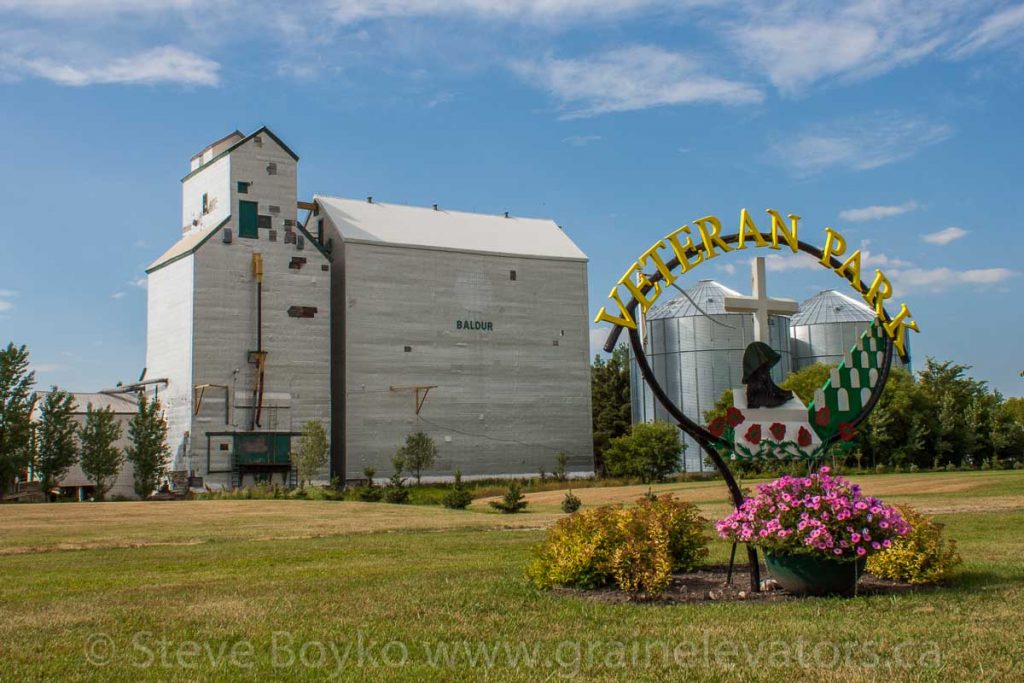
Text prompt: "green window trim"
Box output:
[[238, 181, 250, 194]]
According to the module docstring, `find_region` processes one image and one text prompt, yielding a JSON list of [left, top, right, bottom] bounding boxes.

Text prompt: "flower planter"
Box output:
[[765, 553, 867, 596]]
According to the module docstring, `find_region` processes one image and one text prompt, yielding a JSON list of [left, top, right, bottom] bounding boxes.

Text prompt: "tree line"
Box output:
[[0, 343, 170, 500]]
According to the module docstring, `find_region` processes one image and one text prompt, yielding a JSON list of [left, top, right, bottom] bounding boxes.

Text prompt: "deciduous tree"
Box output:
[[79, 404, 124, 501], [591, 345, 631, 476], [292, 420, 328, 488], [603, 421, 683, 483], [36, 388, 78, 496], [396, 431, 437, 484], [0, 343, 36, 498], [125, 393, 169, 498]]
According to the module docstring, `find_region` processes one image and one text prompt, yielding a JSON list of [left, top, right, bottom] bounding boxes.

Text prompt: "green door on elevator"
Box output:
[[239, 200, 258, 238]]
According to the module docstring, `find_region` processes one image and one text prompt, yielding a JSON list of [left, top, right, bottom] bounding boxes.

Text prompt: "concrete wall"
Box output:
[[145, 256, 194, 474], [182, 155, 229, 235], [337, 239, 593, 480]]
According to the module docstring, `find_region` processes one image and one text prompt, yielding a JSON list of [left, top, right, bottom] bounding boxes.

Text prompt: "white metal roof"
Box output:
[[791, 289, 875, 325], [315, 195, 587, 261], [32, 392, 138, 419], [146, 217, 227, 273]]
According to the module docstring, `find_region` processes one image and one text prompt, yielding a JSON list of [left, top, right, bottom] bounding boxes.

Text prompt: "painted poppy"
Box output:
[[726, 406, 745, 428], [709, 416, 726, 438], [769, 422, 787, 441], [838, 422, 858, 442], [815, 406, 831, 427], [744, 424, 762, 445], [798, 426, 813, 447]]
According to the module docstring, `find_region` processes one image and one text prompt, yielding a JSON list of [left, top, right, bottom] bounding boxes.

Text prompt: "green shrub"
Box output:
[[383, 456, 410, 504], [357, 486, 383, 502], [442, 470, 473, 510], [561, 491, 582, 513], [603, 422, 684, 483], [553, 451, 569, 482], [353, 467, 383, 502], [490, 481, 528, 514], [867, 505, 962, 584], [875, 464, 888, 474], [528, 495, 709, 596], [1014, 461, 1024, 470]]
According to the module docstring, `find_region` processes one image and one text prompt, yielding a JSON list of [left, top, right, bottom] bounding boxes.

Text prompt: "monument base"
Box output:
[[732, 390, 820, 447]]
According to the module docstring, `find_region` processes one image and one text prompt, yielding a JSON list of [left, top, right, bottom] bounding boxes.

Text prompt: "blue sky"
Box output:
[[1, 0, 1022, 396]]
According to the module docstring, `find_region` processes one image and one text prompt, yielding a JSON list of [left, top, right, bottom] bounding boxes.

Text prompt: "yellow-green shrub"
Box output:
[[866, 505, 962, 584], [528, 495, 708, 595]]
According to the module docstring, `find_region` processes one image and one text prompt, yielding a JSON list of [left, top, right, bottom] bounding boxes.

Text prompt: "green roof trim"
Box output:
[[145, 215, 232, 274], [296, 221, 333, 262], [297, 203, 332, 261], [180, 126, 299, 183]]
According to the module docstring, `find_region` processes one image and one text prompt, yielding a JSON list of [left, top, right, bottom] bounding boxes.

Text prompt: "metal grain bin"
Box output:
[[790, 290, 910, 370], [630, 280, 793, 472]]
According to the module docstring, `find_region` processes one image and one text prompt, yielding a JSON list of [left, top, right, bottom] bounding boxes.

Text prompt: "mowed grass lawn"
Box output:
[[1, 471, 1022, 682]]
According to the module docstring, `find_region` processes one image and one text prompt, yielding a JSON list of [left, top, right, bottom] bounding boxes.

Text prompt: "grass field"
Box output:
[[2, 470, 1022, 681]]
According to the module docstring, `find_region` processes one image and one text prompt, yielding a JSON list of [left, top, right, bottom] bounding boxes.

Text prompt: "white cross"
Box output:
[[723, 257, 799, 343]]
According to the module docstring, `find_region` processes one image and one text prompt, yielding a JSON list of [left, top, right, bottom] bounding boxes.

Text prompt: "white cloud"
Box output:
[[846, 243, 1013, 293], [762, 246, 914, 277], [425, 91, 455, 108], [0, 289, 14, 313], [953, 4, 1024, 57], [30, 362, 63, 373], [888, 266, 1015, 292], [513, 45, 763, 118], [327, 0, 675, 25], [17, 46, 220, 87], [860, 250, 913, 270], [762, 253, 822, 273], [562, 134, 601, 147], [590, 327, 612, 357], [922, 226, 968, 245], [773, 112, 952, 177], [716, 263, 737, 275], [839, 201, 918, 222], [0, 300, 12, 313], [0, 1, 201, 15], [129, 277, 147, 289], [728, 1, 977, 94], [111, 291, 126, 300]]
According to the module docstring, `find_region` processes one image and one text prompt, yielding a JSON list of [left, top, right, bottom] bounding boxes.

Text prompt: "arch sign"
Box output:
[[597, 208, 922, 590]]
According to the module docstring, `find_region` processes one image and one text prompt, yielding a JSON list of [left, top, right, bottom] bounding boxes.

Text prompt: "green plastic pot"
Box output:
[[764, 552, 867, 596]]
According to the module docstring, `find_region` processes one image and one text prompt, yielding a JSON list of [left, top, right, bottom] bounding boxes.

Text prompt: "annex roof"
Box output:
[[146, 216, 230, 273], [314, 195, 587, 261], [31, 391, 138, 419]]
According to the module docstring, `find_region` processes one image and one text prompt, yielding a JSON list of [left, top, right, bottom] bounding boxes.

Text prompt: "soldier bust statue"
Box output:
[[742, 341, 794, 409]]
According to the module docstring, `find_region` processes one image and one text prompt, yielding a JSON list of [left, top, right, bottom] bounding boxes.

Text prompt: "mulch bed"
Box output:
[[553, 564, 923, 604]]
